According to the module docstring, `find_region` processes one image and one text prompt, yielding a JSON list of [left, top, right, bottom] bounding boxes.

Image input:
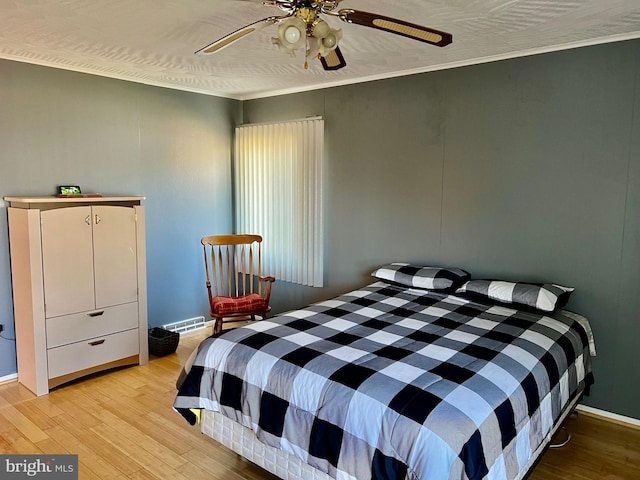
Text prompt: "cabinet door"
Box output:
[[92, 206, 138, 308], [41, 206, 96, 317]]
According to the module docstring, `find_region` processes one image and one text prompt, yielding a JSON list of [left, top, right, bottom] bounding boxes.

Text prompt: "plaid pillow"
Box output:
[[456, 280, 574, 313], [372, 263, 470, 291]]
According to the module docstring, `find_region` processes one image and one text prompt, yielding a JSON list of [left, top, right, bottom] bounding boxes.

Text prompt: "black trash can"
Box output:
[[148, 327, 180, 356]]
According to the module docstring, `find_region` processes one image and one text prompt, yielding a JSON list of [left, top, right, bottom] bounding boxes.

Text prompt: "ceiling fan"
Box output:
[[195, 0, 452, 71]]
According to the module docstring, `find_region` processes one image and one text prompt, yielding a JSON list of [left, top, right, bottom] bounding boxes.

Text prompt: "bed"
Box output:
[[174, 264, 595, 480]]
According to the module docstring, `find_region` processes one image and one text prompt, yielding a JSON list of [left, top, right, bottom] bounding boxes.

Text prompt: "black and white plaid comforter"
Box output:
[[174, 282, 594, 480]]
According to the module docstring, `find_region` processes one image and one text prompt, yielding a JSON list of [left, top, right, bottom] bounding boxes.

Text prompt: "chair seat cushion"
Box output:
[[212, 294, 267, 315]]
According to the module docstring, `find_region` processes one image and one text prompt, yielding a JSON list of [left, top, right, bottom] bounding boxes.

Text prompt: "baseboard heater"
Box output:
[[162, 316, 209, 334]]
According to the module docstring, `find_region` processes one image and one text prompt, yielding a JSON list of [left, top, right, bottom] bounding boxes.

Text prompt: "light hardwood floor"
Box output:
[[1, 329, 639, 479]]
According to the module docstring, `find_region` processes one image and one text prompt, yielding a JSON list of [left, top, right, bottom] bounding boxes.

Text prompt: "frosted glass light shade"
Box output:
[[312, 20, 330, 38], [322, 32, 337, 48], [315, 28, 342, 57], [284, 25, 301, 43]]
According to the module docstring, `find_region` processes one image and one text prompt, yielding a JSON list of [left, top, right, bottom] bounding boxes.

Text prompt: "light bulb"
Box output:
[[284, 25, 301, 44], [322, 33, 336, 49], [314, 28, 342, 57]]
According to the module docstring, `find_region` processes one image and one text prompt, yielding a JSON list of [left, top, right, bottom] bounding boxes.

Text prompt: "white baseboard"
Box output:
[[577, 404, 640, 428], [0, 372, 18, 385]]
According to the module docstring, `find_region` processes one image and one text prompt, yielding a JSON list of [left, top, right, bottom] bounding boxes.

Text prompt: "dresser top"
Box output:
[[3, 196, 145, 208]]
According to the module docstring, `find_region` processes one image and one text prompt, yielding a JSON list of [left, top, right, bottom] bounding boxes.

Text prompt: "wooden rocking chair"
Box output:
[[202, 234, 275, 334]]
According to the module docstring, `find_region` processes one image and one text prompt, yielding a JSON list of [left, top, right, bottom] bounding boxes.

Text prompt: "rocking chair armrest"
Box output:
[[258, 275, 276, 303]]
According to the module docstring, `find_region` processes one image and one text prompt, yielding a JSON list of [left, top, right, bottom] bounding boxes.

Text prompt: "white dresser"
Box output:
[[4, 196, 148, 395]]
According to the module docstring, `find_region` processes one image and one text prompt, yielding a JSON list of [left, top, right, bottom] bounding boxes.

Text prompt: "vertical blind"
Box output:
[[234, 117, 324, 287]]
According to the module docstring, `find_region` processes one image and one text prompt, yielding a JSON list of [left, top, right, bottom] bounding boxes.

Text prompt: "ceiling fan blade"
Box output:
[[195, 15, 287, 55], [320, 47, 347, 71], [338, 10, 452, 47]]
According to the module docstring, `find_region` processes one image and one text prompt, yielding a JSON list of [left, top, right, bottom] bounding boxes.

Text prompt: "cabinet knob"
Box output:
[[95, 214, 101, 224], [87, 311, 105, 317], [85, 215, 91, 225], [88, 339, 106, 346]]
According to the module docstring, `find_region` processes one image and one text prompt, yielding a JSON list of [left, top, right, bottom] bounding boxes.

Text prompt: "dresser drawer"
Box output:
[[47, 328, 139, 379], [46, 302, 138, 348]]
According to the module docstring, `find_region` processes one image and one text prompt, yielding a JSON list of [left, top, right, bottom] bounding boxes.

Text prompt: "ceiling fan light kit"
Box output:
[[196, 0, 452, 71]]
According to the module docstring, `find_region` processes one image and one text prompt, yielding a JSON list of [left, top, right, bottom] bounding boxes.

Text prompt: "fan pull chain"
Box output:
[[304, 35, 309, 69]]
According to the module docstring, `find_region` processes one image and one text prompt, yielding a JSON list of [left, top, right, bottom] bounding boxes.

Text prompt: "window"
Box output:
[[234, 117, 324, 287]]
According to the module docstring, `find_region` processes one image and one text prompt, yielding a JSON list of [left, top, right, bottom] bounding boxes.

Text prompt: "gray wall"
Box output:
[[0, 60, 241, 377], [244, 39, 640, 419], [1, 38, 639, 420]]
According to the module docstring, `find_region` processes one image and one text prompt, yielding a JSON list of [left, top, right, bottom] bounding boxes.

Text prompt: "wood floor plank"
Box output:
[[123, 468, 162, 480], [54, 414, 144, 477], [88, 409, 188, 471], [46, 396, 103, 430], [101, 406, 192, 456], [0, 435, 15, 453], [43, 424, 132, 480], [175, 460, 228, 480], [1, 328, 639, 479], [14, 400, 61, 431], [0, 404, 49, 443], [30, 394, 66, 418], [180, 447, 252, 480], [0, 381, 37, 408], [89, 422, 189, 480], [143, 410, 227, 456], [75, 463, 105, 480], [0, 423, 42, 454]]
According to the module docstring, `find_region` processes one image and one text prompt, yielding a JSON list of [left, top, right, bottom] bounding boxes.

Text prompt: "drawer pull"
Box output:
[[87, 311, 105, 317], [88, 339, 106, 346]]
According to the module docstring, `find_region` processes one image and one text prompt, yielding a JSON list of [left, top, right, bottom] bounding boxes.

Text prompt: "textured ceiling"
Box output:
[[1, 0, 640, 100]]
